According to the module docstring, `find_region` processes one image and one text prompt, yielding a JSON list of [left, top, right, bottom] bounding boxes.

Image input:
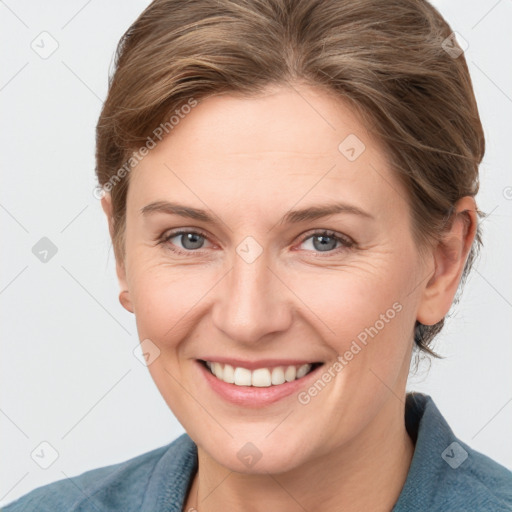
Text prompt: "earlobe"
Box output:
[[100, 193, 112, 216], [416, 196, 477, 326], [116, 262, 134, 315], [119, 290, 134, 314]]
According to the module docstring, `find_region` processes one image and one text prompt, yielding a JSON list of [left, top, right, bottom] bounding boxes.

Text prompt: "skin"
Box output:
[[101, 83, 477, 512]]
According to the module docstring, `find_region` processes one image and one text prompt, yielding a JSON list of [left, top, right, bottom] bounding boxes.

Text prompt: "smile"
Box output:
[[201, 360, 322, 387]]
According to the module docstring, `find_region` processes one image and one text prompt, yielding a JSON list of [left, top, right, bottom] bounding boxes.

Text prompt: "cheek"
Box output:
[[127, 223, 420, 345], [127, 256, 218, 347], [288, 254, 417, 354], [285, 266, 417, 448]]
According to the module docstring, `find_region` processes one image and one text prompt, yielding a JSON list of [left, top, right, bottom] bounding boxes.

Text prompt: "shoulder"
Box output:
[[1, 433, 196, 512], [432, 440, 512, 511], [394, 393, 512, 512]]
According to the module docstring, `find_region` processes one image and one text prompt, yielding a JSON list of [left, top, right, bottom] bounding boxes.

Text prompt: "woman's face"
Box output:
[[114, 84, 430, 473]]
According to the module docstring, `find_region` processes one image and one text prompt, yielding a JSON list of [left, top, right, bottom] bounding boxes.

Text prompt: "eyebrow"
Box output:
[[139, 200, 374, 224]]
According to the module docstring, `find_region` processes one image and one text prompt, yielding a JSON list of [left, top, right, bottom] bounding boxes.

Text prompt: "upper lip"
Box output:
[[198, 357, 322, 370]]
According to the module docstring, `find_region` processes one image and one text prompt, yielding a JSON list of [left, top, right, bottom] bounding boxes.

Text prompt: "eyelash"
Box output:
[[157, 228, 355, 257]]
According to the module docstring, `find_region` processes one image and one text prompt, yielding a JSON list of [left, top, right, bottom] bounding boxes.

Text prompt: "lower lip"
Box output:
[[197, 360, 324, 408]]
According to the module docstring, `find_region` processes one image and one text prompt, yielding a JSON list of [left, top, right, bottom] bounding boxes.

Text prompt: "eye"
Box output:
[[159, 229, 213, 254], [297, 230, 354, 254], [157, 228, 354, 256]]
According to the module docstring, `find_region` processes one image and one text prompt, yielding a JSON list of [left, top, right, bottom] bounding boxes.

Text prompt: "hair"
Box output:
[[95, 0, 485, 356]]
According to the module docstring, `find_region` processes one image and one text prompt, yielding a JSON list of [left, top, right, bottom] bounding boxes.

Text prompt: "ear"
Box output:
[[416, 196, 477, 326], [100, 194, 134, 314]]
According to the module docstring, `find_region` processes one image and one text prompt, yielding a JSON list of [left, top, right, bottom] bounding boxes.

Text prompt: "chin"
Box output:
[[199, 434, 315, 475]]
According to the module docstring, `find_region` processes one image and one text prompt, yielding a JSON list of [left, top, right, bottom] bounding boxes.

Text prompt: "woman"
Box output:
[[4, 0, 511, 510]]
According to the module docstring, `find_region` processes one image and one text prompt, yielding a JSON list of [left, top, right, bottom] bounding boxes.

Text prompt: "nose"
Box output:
[[211, 251, 293, 345]]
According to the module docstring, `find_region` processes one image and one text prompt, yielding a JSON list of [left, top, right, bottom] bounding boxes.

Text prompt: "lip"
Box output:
[[196, 359, 324, 408], [199, 357, 319, 371]]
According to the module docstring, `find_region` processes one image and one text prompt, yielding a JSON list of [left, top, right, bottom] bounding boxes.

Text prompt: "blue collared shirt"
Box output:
[[2, 393, 511, 511]]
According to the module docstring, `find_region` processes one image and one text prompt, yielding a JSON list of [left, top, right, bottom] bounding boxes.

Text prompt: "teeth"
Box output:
[[234, 367, 252, 386], [213, 362, 223, 380], [223, 364, 235, 383], [206, 361, 313, 387], [284, 365, 296, 382], [296, 364, 310, 378], [252, 368, 271, 387], [271, 367, 285, 385]]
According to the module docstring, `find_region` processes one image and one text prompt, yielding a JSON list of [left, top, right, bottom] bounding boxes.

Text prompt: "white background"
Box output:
[[1, 0, 511, 506]]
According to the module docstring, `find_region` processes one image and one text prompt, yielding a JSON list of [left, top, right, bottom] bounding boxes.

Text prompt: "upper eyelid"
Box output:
[[162, 228, 213, 244]]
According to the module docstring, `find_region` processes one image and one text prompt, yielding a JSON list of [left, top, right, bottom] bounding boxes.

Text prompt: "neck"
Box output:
[[184, 394, 415, 512]]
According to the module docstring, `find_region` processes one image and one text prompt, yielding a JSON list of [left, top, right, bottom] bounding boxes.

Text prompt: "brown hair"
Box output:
[[95, 0, 485, 356]]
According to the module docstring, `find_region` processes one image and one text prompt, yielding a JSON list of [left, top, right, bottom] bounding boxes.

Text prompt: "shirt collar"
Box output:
[[392, 392, 460, 510], [141, 432, 197, 512], [141, 392, 456, 511]]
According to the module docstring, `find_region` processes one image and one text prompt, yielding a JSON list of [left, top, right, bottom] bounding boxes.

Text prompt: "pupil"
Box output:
[[182, 233, 203, 250], [313, 235, 336, 252]]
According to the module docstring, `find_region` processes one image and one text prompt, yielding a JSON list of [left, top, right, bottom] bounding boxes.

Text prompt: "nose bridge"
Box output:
[[212, 244, 291, 344]]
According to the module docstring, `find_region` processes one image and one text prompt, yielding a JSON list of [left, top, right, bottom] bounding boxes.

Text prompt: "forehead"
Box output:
[[128, 84, 408, 218], [148, 85, 376, 157]]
